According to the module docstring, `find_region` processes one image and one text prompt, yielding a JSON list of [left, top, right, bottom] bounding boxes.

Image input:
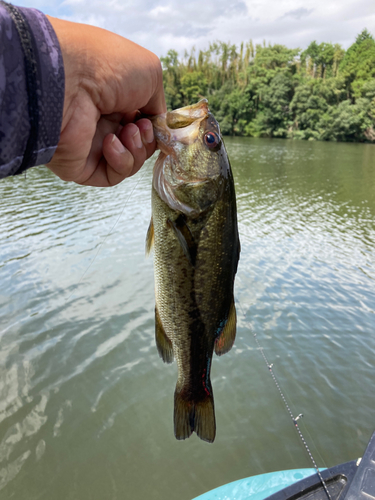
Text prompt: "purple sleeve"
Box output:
[[0, 4, 64, 178]]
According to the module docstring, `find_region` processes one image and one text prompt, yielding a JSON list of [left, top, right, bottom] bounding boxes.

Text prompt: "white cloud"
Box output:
[[14, 0, 375, 56], [281, 8, 314, 20]]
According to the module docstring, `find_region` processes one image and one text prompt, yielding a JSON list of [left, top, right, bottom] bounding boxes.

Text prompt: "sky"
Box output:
[[15, 0, 375, 57]]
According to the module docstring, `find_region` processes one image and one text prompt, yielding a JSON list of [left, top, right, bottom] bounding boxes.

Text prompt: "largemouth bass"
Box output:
[[146, 99, 240, 443]]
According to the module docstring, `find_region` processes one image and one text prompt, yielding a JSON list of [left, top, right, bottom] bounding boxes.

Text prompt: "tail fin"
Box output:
[[174, 390, 216, 443]]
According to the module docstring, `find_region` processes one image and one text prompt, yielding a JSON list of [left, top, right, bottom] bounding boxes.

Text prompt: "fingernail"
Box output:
[[132, 129, 143, 149], [111, 134, 126, 154], [143, 122, 154, 144]]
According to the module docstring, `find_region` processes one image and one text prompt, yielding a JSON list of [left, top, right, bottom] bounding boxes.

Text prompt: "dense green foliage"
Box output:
[[161, 30, 375, 142]]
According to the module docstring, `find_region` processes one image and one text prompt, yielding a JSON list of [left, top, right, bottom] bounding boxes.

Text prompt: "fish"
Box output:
[[146, 99, 240, 443]]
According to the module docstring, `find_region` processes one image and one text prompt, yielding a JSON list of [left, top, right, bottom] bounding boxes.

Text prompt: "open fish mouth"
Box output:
[[166, 99, 209, 129], [152, 99, 209, 151]]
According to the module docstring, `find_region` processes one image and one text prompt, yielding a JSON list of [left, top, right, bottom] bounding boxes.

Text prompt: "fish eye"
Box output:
[[204, 132, 220, 149]]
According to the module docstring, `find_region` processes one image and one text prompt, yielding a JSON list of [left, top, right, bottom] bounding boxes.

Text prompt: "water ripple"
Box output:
[[0, 142, 374, 499]]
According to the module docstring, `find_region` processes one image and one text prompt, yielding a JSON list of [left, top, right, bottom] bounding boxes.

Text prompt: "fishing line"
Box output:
[[237, 299, 333, 500], [65, 164, 150, 303]]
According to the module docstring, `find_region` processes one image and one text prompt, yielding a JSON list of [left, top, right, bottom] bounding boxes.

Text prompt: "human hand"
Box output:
[[46, 17, 166, 187]]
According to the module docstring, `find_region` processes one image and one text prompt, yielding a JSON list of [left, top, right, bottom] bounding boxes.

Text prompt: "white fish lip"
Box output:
[[152, 99, 209, 151]]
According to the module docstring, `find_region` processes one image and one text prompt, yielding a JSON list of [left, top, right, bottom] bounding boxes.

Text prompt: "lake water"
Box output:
[[0, 137, 374, 500]]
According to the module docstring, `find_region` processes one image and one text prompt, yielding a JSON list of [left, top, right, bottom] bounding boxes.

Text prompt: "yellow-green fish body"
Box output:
[[147, 100, 240, 443]]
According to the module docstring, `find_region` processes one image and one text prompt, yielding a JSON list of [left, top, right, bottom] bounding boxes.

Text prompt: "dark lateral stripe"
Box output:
[[0, 1, 39, 174]]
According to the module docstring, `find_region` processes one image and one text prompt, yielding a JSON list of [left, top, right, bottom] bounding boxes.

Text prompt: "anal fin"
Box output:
[[214, 297, 236, 356], [155, 306, 174, 363]]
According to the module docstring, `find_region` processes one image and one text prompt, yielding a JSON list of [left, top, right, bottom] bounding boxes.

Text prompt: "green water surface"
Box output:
[[0, 138, 374, 499]]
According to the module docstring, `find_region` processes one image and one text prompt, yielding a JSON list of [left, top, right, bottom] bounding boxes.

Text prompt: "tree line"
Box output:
[[161, 29, 375, 142]]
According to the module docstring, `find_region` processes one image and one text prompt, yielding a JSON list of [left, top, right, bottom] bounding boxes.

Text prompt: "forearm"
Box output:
[[0, 2, 64, 179]]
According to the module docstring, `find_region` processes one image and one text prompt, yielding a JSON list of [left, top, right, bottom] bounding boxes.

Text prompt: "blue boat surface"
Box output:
[[193, 431, 375, 500], [192, 468, 317, 500]]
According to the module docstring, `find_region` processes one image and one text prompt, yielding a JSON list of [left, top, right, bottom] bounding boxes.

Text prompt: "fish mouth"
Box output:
[[152, 99, 209, 152], [166, 99, 209, 129], [151, 99, 215, 216]]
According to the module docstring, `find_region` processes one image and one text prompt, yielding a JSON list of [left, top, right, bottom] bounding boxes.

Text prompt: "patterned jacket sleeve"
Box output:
[[0, 3, 64, 179]]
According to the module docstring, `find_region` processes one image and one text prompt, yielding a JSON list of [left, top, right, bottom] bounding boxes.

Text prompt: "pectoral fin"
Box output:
[[146, 218, 154, 255], [155, 306, 174, 364], [214, 298, 236, 356], [167, 215, 197, 267]]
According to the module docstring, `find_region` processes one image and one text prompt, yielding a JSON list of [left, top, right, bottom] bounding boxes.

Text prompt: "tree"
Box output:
[[256, 72, 295, 137], [302, 41, 337, 78], [340, 29, 375, 98], [161, 50, 183, 110], [159, 31, 375, 142], [180, 72, 207, 105]]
